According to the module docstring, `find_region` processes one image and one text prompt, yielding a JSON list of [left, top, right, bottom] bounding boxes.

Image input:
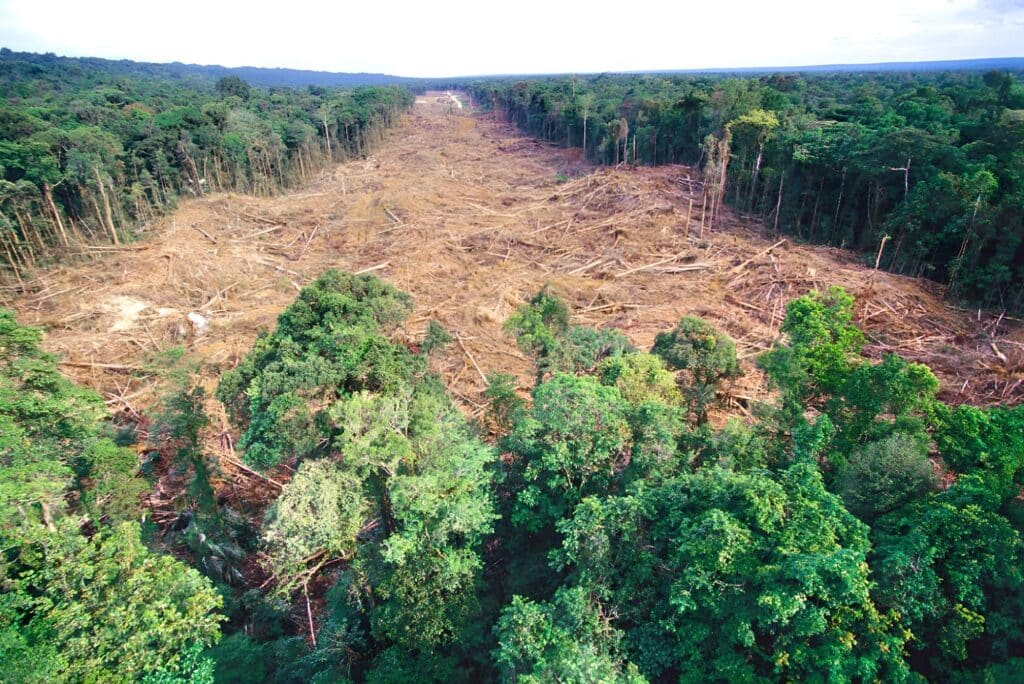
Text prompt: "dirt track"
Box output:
[[6, 94, 1022, 422]]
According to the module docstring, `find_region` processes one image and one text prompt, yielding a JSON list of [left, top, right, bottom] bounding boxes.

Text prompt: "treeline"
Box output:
[[3, 273, 1022, 681], [468, 70, 1024, 310], [0, 50, 413, 277], [0, 48, 426, 90]]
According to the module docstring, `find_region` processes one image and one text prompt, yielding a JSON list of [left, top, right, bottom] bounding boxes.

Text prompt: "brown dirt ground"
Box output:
[[5, 93, 1023, 435]]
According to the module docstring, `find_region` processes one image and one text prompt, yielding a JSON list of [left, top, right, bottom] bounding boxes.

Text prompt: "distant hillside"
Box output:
[[645, 56, 1024, 75], [0, 48, 424, 89], [4, 49, 1021, 93]]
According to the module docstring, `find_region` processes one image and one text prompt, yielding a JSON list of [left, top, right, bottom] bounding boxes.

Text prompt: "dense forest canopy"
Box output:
[[4, 272, 1022, 682], [468, 68, 1024, 310], [0, 50, 413, 275]]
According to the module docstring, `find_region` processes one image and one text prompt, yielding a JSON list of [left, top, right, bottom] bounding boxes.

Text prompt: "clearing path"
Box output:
[[7, 95, 1022, 422]]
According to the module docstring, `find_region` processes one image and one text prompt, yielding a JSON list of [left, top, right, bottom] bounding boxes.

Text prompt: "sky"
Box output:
[[0, 0, 1021, 77]]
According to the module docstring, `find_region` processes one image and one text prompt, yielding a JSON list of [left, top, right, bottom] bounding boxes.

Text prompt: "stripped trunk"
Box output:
[[40, 182, 70, 246], [94, 166, 119, 245]]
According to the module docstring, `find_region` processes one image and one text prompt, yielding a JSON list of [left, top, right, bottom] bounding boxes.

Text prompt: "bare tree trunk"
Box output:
[[88, 192, 105, 238], [94, 166, 120, 245], [13, 207, 42, 256], [40, 182, 70, 246], [699, 191, 708, 238], [833, 167, 846, 239], [178, 140, 203, 196], [810, 178, 824, 241], [773, 171, 784, 233], [2, 234, 25, 289], [748, 143, 764, 210]]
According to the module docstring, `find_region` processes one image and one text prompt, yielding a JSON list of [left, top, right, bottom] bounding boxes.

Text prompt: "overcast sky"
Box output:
[[0, 0, 1021, 77]]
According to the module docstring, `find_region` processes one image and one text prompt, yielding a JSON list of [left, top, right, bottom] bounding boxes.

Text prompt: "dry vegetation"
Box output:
[[4, 92, 1022, 437]]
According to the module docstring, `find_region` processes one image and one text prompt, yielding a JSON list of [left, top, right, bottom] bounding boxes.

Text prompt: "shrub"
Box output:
[[651, 316, 740, 422], [506, 288, 632, 381], [835, 432, 937, 521]]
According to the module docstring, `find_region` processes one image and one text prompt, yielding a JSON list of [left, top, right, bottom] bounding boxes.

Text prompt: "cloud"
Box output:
[[0, 0, 1019, 77], [977, 0, 1024, 11]]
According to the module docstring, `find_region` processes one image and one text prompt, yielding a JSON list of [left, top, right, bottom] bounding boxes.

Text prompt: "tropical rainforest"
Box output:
[[2, 50, 1024, 683], [468, 69, 1024, 310], [0, 50, 412, 275]]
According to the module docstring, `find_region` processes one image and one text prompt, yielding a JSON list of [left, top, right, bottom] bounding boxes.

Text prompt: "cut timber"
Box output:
[[729, 239, 787, 274], [59, 361, 143, 372], [456, 334, 490, 387], [614, 251, 696, 278], [191, 224, 218, 243], [221, 454, 284, 490], [355, 262, 389, 274]]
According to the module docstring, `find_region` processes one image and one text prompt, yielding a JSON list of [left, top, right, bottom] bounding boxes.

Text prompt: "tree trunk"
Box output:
[[833, 167, 847, 242], [773, 171, 784, 233], [748, 143, 764, 210], [94, 166, 119, 245], [88, 192, 106, 239], [40, 182, 70, 246], [178, 140, 203, 196], [2, 234, 25, 289]]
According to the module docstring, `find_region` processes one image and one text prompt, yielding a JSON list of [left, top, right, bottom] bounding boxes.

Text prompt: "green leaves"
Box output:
[[760, 286, 864, 410], [871, 487, 1021, 676], [216, 271, 420, 470], [506, 373, 631, 531], [218, 272, 497, 676], [557, 464, 908, 682], [1, 522, 223, 683], [651, 316, 740, 422], [263, 460, 366, 593], [0, 309, 225, 683], [494, 587, 645, 684], [835, 432, 937, 521], [506, 287, 632, 381]]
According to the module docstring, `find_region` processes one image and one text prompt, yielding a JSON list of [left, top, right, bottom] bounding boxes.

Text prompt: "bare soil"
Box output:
[[6, 94, 1023, 432]]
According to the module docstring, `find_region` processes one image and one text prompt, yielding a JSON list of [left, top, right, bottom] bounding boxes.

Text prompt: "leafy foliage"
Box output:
[[505, 287, 632, 380], [555, 463, 910, 682], [505, 373, 631, 532], [218, 272, 497, 680], [871, 479, 1022, 678], [651, 316, 740, 422], [759, 288, 940, 468], [3, 522, 223, 683], [216, 270, 418, 469], [0, 309, 224, 682], [835, 432, 937, 521], [263, 459, 365, 593], [493, 587, 644, 683]]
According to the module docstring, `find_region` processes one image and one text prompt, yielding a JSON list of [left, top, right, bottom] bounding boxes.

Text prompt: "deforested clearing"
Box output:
[[7, 94, 1020, 419]]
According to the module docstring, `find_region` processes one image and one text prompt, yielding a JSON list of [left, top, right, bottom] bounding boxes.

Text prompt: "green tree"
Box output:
[[505, 373, 631, 532], [871, 478, 1022, 678], [263, 459, 366, 594], [1, 521, 223, 683], [835, 431, 937, 521], [493, 587, 645, 683], [651, 316, 740, 423], [555, 463, 910, 681]]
